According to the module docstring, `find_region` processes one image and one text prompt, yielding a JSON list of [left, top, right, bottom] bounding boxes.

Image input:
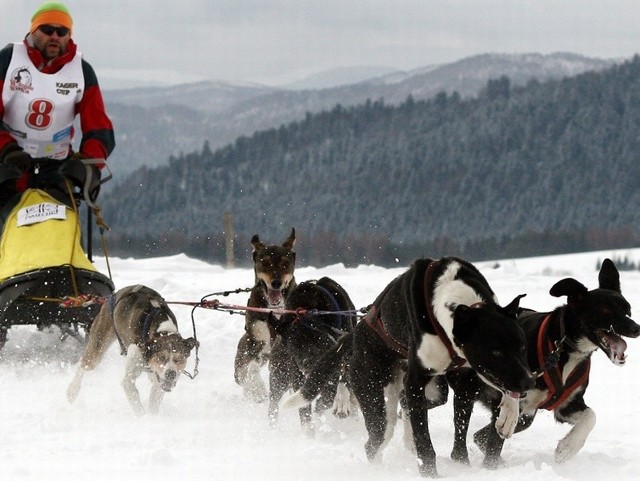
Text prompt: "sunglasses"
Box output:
[[38, 25, 70, 37]]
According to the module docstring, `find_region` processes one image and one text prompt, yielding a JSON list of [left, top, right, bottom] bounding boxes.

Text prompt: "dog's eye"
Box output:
[[492, 350, 503, 357]]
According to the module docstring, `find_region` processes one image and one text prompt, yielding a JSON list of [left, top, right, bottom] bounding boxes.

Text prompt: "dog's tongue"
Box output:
[[602, 331, 628, 365], [268, 288, 283, 306], [506, 390, 523, 399]]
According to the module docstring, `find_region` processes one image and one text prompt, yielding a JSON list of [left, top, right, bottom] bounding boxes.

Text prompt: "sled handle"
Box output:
[[77, 158, 111, 209]]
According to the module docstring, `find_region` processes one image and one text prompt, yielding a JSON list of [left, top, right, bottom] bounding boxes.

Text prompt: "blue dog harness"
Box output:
[[106, 292, 169, 356]]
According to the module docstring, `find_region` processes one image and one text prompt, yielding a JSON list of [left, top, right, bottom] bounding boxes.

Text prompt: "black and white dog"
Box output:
[[268, 277, 357, 433], [286, 257, 534, 477], [447, 258, 640, 468]]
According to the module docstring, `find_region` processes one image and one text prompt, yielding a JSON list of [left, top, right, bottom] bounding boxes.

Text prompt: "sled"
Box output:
[[0, 158, 114, 349]]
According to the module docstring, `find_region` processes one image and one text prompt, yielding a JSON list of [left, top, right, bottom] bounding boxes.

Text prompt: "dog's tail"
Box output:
[[282, 331, 354, 410]]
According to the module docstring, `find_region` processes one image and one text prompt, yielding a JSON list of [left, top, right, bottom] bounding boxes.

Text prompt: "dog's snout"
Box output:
[[166, 370, 177, 382], [521, 359, 536, 388], [628, 320, 640, 338], [522, 372, 536, 391], [270, 279, 282, 290]]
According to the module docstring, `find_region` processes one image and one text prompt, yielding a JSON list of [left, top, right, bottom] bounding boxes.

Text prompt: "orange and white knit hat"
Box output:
[[30, 2, 73, 34]]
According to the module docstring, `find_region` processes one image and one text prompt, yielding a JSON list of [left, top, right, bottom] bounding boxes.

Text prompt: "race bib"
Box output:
[[16, 202, 67, 227]]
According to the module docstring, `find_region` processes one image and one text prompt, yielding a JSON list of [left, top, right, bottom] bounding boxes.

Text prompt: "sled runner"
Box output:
[[0, 157, 114, 349]]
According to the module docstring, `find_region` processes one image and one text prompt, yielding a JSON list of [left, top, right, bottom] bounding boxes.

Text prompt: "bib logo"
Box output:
[[56, 82, 79, 96], [9, 66, 34, 93]]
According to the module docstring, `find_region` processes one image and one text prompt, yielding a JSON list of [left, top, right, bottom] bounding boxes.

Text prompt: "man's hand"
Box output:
[[60, 154, 102, 201], [0, 144, 32, 172]]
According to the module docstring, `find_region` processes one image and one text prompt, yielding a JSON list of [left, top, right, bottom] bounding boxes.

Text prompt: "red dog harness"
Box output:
[[363, 259, 466, 369], [536, 314, 591, 411], [363, 305, 409, 358], [423, 261, 466, 369]]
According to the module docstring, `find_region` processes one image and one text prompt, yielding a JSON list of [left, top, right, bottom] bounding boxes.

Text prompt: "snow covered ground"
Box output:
[[1, 249, 639, 480]]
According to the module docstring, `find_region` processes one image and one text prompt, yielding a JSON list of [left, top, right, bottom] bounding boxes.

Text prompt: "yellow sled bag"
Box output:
[[0, 189, 96, 282]]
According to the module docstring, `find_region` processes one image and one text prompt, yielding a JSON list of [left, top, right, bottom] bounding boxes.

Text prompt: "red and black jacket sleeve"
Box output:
[[76, 59, 115, 164], [0, 43, 17, 153]]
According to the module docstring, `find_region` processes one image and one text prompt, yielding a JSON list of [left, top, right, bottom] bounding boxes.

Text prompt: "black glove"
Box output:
[[0, 143, 32, 173], [59, 155, 102, 201]]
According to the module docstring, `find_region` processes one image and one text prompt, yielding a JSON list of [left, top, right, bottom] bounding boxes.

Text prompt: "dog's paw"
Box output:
[[242, 363, 268, 403], [555, 436, 581, 463], [482, 455, 505, 470], [399, 408, 416, 454], [555, 407, 595, 463], [332, 405, 350, 419], [331, 382, 352, 418], [243, 383, 267, 403], [66, 369, 85, 404], [495, 395, 519, 439], [555, 428, 588, 463], [282, 391, 311, 410], [301, 420, 315, 438], [402, 429, 417, 454], [450, 447, 470, 465], [66, 382, 80, 404]]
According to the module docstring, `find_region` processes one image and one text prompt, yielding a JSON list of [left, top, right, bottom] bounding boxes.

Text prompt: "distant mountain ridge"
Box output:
[[102, 53, 618, 180], [101, 56, 640, 266], [281, 65, 402, 90]]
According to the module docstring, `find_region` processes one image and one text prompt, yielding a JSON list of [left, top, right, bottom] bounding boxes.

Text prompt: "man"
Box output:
[[0, 1, 115, 205]]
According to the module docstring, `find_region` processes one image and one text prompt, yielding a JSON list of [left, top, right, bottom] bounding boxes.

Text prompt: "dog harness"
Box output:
[[363, 259, 466, 369], [423, 261, 467, 369], [312, 281, 346, 331], [280, 281, 350, 345], [363, 305, 409, 358], [536, 314, 591, 411], [107, 292, 174, 356], [106, 293, 129, 355]]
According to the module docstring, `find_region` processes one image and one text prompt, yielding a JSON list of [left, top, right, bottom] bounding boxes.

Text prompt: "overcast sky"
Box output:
[[2, 0, 640, 88]]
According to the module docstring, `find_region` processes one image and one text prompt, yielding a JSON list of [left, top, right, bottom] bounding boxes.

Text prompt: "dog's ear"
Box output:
[[598, 258, 621, 293], [183, 337, 199, 353], [445, 301, 458, 313], [501, 294, 526, 318], [252, 235, 266, 262], [282, 228, 296, 251], [251, 235, 265, 253], [451, 305, 477, 346], [549, 278, 588, 299], [251, 234, 267, 252]]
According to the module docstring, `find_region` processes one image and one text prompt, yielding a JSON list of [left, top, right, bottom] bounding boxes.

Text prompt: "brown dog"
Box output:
[[234, 228, 297, 402], [67, 285, 197, 415]]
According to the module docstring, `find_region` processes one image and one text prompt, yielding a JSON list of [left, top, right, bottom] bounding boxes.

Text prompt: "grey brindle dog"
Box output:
[[67, 285, 197, 415]]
